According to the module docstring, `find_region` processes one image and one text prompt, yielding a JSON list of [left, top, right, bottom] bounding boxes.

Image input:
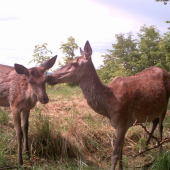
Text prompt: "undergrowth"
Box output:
[[0, 85, 170, 169]]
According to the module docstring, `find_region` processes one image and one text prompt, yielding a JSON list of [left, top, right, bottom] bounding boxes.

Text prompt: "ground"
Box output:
[[0, 85, 170, 169]]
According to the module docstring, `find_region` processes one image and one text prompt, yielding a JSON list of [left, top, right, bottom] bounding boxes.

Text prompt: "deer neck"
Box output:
[[79, 62, 111, 118]]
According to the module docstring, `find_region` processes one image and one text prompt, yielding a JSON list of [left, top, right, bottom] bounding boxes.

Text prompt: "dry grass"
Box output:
[[0, 85, 170, 169]]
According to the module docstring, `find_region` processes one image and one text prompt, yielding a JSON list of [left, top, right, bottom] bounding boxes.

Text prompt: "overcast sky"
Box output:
[[0, 0, 170, 69]]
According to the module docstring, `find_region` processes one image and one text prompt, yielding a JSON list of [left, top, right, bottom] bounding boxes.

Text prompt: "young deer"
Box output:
[[47, 41, 170, 170], [0, 55, 57, 165]]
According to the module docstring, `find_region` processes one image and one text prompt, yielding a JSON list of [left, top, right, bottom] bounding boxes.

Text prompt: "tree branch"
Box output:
[[133, 121, 170, 157]]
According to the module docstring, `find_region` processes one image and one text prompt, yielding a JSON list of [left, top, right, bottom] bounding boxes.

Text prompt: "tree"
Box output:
[[98, 25, 170, 83], [137, 25, 164, 72], [159, 31, 170, 70], [59, 36, 79, 67], [98, 56, 128, 84], [156, 0, 170, 29], [156, 0, 169, 5], [110, 32, 140, 74], [29, 43, 53, 66], [59, 36, 79, 86], [98, 32, 140, 83]]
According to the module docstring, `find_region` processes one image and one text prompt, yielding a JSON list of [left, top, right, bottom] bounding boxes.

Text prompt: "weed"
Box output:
[[122, 155, 129, 168], [138, 137, 147, 150], [47, 84, 81, 99], [150, 151, 170, 170], [0, 108, 9, 125], [163, 114, 170, 129], [0, 86, 170, 169], [0, 130, 14, 167], [29, 113, 81, 160]]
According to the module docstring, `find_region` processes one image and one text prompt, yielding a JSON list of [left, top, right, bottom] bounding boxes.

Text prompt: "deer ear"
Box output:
[[14, 64, 29, 77], [41, 55, 57, 71], [84, 41, 92, 60], [80, 47, 84, 56]]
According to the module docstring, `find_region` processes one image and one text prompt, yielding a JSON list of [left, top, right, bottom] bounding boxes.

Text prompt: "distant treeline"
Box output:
[[97, 25, 170, 83]]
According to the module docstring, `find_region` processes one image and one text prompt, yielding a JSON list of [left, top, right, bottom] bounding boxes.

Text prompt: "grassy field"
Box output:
[[0, 85, 170, 170]]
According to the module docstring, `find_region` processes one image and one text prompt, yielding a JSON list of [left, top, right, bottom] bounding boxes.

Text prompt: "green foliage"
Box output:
[[0, 108, 9, 125], [111, 32, 139, 73], [98, 25, 170, 83], [59, 36, 79, 86], [137, 137, 147, 150], [47, 84, 82, 98], [35, 114, 51, 140], [0, 119, 13, 166], [150, 151, 170, 170], [0, 135, 10, 166], [156, 0, 170, 29], [122, 156, 129, 168], [137, 25, 165, 72], [159, 31, 170, 70], [98, 32, 139, 83], [30, 113, 81, 159], [29, 43, 53, 66], [0, 86, 170, 169], [98, 53, 130, 84], [59, 36, 79, 67], [156, 0, 169, 5]]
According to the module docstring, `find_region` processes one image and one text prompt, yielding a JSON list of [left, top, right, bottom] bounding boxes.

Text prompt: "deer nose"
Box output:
[[41, 97, 49, 104]]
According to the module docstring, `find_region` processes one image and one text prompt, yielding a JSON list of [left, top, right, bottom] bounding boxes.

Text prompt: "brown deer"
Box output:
[[47, 41, 170, 170], [0, 55, 57, 165]]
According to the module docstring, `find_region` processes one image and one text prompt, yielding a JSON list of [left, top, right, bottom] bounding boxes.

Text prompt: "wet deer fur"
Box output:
[[0, 56, 57, 165], [47, 41, 170, 170]]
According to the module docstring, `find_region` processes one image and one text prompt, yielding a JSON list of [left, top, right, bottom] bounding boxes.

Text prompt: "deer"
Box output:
[[0, 55, 57, 166], [47, 41, 170, 170]]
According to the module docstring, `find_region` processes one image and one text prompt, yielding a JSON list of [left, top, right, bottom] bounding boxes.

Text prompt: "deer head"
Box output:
[[14, 56, 57, 104], [47, 41, 92, 85]]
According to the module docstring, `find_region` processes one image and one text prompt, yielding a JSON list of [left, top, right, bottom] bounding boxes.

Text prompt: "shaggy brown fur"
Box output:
[[47, 41, 169, 170], [0, 56, 57, 165]]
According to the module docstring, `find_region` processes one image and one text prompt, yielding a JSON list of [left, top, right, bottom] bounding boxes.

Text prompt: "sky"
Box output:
[[0, 0, 170, 70]]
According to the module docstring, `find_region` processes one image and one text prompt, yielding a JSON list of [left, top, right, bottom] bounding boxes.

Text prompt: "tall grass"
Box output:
[[0, 108, 13, 167], [0, 107, 10, 125], [47, 84, 82, 98], [0, 86, 170, 169], [150, 151, 170, 170]]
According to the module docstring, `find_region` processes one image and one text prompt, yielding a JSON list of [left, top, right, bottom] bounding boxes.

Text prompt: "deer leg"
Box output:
[[22, 110, 30, 156], [145, 118, 159, 145], [12, 108, 23, 165], [158, 108, 167, 152], [118, 146, 123, 170], [111, 128, 127, 170]]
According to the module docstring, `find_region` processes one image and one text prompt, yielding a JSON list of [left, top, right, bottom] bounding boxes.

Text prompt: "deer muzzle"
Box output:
[[47, 74, 59, 85], [40, 97, 49, 104]]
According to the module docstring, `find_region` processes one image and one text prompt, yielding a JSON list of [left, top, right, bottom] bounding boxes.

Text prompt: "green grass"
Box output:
[[0, 108, 10, 125], [0, 108, 13, 166], [0, 86, 170, 169], [150, 151, 170, 170], [47, 84, 82, 98]]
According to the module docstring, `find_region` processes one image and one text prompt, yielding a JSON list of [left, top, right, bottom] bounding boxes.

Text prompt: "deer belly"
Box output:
[[130, 100, 167, 123]]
